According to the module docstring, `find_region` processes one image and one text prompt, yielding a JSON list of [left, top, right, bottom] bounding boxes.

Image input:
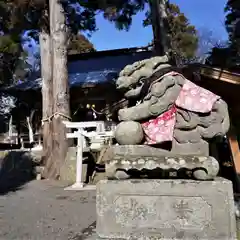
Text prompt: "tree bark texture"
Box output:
[[150, 0, 170, 56], [47, 0, 70, 179], [39, 31, 54, 178]]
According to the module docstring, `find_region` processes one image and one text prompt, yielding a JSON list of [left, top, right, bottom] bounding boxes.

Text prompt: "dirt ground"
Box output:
[[0, 180, 96, 240]]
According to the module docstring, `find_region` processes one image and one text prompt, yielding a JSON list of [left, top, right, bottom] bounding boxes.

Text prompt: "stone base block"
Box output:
[[96, 178, 236, 240], [103, 145, 219, 180]]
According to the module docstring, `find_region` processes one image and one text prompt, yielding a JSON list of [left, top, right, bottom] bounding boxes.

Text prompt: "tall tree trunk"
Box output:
[[47, 0, 70, 179], [150, 0, 170, 56], [39, 31, 54, 177]]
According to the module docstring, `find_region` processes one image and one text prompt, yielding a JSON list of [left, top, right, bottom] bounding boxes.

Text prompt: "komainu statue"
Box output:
[[104, 56, 230, 180]]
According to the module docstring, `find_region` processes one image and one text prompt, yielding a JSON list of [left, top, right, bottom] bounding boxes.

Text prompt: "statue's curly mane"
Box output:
[[138, 65, 198, 100]]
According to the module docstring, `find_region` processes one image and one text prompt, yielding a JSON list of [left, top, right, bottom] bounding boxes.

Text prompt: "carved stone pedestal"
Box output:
[[103, 145, 220, 180], [96, 178, 236, 240]]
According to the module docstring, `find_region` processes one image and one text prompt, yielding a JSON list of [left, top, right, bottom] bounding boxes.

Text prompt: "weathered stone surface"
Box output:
[[102, 145, 173, 159], [171, 139, 209, 156], [106, 156, 219, 181], [102, 145, 219, 180], [96, 178, 236, 240], [59, 147, 87, 183]]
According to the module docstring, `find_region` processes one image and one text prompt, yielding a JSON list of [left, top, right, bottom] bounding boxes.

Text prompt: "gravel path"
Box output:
[[0, 180, 96, 240]]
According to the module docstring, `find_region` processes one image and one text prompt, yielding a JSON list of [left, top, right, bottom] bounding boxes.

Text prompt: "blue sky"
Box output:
[[23, 0, 229, 54], [89, 0, 228, 50]]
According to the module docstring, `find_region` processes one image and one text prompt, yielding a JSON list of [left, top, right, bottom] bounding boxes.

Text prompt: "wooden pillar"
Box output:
[[228, 126, 240, 173]]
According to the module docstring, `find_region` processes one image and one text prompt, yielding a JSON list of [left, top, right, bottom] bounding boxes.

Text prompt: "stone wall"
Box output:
[[0, 147, 105, 185], [59, 147, 88, 183], [0, 150, 40, 193], [59, 147, 107, 184]]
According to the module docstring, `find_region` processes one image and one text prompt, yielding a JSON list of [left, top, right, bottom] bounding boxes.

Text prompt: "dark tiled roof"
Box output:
[[5, 48, 152, 92], [8, 78, 42, 91], [6, 69, 119, 91], [69, 70, 119, 87]]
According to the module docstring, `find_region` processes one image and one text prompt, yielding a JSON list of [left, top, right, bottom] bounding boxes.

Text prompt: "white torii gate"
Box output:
[[63, 121, 113, 190]]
